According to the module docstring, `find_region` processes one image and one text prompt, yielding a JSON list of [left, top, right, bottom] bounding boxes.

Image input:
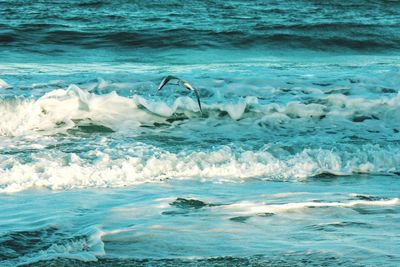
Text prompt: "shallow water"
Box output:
[[1, 178, 399, 266], [1, 1, 400, 266]]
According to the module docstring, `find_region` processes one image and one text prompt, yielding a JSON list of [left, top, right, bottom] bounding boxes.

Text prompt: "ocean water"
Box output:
[[1, 1, 400, 266]]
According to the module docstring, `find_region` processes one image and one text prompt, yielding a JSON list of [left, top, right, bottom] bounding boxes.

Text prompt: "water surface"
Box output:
[[1, 1, 400, 266]]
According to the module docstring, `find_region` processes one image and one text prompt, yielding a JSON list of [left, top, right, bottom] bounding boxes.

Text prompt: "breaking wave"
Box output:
[[0, 226, 105, 267], [1, 143, 399, 193], [1, 85, 400, 137]]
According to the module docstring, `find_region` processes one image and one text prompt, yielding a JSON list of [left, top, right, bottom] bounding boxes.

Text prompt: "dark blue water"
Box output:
[[1, 0, 400, 62], [1, 1, 400, 266]]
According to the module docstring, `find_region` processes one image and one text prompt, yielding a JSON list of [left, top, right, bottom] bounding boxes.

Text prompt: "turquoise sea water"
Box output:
[[1, 1, 400, 266]]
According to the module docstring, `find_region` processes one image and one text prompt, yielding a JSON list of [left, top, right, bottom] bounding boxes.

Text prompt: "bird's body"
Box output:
[[158, 76, 203, 113]]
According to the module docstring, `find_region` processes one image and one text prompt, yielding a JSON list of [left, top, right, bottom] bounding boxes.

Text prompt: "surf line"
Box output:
[[158, 76, 203, 113]]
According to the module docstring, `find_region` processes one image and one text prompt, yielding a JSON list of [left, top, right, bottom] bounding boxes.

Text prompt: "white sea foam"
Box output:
[[223, 198, 400, 215], [0, 85, 202, 136], [1, 85, 399, 137], [1, 79, 399, 193], [0, 144, 399, 193]]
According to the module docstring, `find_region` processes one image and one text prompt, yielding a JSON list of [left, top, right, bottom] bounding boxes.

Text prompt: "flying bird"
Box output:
[[158, 75, 203, 113]]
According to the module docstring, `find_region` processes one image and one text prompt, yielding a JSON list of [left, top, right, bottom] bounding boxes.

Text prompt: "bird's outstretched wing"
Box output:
[[157, 76, 203, 113], [192, 86, 203, 113], [157, 75, 179, 91]]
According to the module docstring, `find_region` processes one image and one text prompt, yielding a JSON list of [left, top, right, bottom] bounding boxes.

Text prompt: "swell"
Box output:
[[2, 27, 400, 51], [1, 1, 400, 52]]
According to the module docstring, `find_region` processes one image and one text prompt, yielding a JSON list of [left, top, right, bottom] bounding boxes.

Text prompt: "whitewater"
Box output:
[[1, 1, 400, 266]]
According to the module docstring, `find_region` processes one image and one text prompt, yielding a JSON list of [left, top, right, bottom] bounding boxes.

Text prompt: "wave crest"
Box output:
[[1, 144, 399, 193], [1, 85, 400, 137]]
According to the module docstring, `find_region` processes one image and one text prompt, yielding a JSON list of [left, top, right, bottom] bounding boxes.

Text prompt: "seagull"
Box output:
[[157, 75, 203, 113]]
